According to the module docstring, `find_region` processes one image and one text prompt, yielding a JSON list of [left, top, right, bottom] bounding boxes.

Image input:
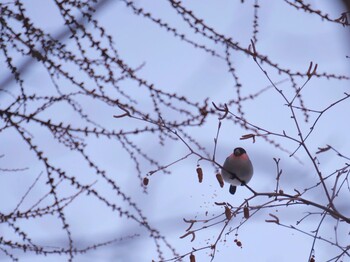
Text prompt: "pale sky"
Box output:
[[1, 1, 349, 261]]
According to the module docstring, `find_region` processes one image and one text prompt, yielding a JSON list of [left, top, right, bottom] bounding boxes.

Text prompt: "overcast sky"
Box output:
[[1, 1, 350, 261]]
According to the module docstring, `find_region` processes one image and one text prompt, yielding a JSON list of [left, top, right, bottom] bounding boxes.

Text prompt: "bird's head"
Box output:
[[233, 147, 246, 157]]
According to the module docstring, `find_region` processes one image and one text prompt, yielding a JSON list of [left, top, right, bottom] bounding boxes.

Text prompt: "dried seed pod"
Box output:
[[216, 173, 224, 188], [190, 253, 196, 262], [196, 167, 203, 183], [143, 177, 149, 186], [224, 206, 232, 220], [240, 133, 256, 143], [243, 206, 249, 219]]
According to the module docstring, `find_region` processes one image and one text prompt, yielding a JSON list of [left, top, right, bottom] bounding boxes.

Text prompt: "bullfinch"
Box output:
[[221, 147, 253, 194]]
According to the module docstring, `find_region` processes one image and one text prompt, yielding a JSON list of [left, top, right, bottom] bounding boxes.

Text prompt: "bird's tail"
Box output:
[[229, 185, 237, 194]]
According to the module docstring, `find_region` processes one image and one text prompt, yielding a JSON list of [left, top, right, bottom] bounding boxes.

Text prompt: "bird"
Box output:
[[221, 147, 254, 195]]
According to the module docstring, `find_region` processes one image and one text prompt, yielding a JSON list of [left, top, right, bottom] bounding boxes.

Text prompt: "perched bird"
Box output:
[[221, 147, 254, 195]]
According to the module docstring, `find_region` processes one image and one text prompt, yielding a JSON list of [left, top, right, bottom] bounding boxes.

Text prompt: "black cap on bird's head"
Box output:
[[233, 147, 246, 156]]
